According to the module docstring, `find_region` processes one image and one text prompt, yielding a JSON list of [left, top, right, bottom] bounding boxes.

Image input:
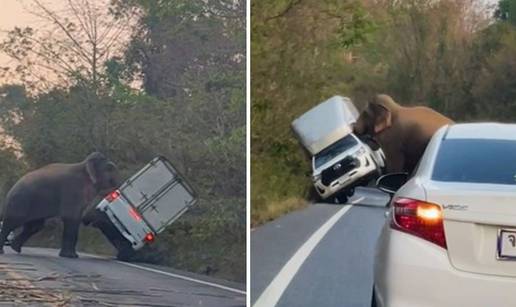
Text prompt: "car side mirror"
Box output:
[[376, 172, 409, 194]]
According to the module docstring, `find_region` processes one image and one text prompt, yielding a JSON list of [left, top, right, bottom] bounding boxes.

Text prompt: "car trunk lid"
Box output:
[[425, 181, 516, 277]]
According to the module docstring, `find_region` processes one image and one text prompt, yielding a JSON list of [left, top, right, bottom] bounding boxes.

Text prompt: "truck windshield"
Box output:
[[314, 134, 359, 169], [432, 138, 516, 185]]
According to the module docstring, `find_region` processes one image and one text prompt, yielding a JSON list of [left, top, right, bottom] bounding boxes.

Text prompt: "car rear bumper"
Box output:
[[374, 226, 516, 307]]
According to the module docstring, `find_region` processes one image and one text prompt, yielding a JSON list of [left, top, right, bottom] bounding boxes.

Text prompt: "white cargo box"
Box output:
[[120, 157, 197, 233], [291, 96, 359, 155], [97, 156, 198, 249]]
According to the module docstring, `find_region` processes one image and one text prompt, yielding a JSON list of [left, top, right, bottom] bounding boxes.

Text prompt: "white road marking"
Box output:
[[252, 197, 365, 307], [115, 261, 246, 295], [74, 249, 245, 295]]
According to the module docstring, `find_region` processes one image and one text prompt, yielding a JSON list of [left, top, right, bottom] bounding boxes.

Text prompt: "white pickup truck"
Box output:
[[292, 96, 385, 203], [93, 156, 197, 256]]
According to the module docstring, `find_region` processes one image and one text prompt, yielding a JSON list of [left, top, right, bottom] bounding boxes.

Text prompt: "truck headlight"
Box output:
[[312, 174, 321, 182]]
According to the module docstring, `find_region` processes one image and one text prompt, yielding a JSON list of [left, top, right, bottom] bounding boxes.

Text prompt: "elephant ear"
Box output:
[[106, 161, 117, 172], [85, 157, 99, 185], [369, 102, 392, 134]]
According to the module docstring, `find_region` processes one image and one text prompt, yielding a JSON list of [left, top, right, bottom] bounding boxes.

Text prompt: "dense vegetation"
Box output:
[[252, 0, 516, 225], [0, 0, 246, 282]]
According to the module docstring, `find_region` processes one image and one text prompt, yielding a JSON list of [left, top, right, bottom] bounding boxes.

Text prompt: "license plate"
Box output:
[[498, 229, 516, 260]]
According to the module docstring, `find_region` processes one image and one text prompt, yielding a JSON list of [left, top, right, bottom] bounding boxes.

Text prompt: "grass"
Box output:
[[251, 155, 313, 226], [251, 196, 308, 228]]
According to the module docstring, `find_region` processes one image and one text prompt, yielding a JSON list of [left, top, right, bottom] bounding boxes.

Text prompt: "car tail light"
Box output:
[[391, 198, 447, 249], [145, 233, 155, 243], [105, 190, 121, 203]]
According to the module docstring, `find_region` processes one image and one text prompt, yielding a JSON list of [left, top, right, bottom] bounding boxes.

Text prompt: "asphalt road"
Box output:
[[0, 247, 245, 306], [251, 187, 390, 307]]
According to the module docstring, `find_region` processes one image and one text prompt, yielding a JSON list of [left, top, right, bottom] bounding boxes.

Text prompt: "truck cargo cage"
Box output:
[[118, 156, 198, 234]]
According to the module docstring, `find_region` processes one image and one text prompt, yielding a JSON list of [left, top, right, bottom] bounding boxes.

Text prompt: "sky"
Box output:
[[0, 1, 66, 153], [0, 0, 65, 66], [0, 0, 66, 29]]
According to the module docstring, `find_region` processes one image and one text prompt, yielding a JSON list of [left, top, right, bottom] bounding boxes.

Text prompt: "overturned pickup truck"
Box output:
[[292, 96, 385, 203], [84, 156, 198, 260]]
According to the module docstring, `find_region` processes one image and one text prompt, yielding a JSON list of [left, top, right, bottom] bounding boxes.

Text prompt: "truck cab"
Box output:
[[312, 133, 385, 201]]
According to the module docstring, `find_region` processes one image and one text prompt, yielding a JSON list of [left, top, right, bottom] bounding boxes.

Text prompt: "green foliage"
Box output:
[[335, 3, 377, 49], [251, 0, 383, 223], [496, 0, 516, 25], [0, 149, 26, 206], [0, 0, 245, 282], [0, 0, 136, 92], [252, 0, 516, 224]]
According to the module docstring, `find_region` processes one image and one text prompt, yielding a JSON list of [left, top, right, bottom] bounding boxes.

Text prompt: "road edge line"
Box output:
[[115, 261, 246, 295], [252, 197, 364, 307]]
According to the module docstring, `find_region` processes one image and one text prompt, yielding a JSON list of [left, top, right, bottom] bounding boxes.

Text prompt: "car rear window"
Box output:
[[432, 139, 516, 185]]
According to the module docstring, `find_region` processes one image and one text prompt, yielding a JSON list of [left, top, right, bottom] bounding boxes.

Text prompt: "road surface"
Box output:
[[0, 247, 246, 306], [251, 187, 390, 307]]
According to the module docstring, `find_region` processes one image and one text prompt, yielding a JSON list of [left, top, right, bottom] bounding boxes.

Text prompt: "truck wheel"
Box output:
[[116, 246, 136, 262], [308, 186, 323, 203], [115, 238, 136, 262], [334, 194, 348, 204], [346, 188, 355, 197]]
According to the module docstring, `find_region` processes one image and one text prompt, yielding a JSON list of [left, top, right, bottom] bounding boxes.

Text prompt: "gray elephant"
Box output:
[[353, 94, 454, 174], [0, 152, 119, 258]]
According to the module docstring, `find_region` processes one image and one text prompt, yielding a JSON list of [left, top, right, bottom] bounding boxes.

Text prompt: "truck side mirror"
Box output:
[[376, 173, 409, 195]]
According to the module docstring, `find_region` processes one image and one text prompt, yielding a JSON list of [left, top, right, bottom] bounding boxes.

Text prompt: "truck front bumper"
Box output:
[[314, 155, 378, 200]]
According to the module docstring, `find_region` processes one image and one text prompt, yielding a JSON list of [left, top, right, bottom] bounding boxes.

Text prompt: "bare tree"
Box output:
[[0, 0, 138, 92]]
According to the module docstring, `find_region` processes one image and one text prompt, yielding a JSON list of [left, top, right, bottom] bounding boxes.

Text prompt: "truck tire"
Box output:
[[333, 192, 349, 204], [87, 211, 137, 262], [116, 241, 136, 262], [308, 186, 323, 203], [335, 196, 346, 204]]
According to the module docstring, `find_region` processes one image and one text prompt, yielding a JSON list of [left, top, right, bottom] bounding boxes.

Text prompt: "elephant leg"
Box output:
[[0, 219, 21, 254], [10, 219, 45, 253], [59, 218, 80, 258], [386, 151, 405, 173]]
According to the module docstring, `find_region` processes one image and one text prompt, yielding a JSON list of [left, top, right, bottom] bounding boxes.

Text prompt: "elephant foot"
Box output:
[[0, 247, 3, 254], [59, 250, 78, 258], [9, 241, 21, 253]]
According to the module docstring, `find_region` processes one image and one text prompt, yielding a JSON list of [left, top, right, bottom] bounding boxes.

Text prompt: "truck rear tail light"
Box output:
[[145, 233, 155, 243], [391, 198, 447, 249], [105, 190, 121, 203]]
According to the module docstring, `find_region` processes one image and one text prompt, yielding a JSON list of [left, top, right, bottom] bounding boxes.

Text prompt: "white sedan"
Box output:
[[373, 123, 516, 307]]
